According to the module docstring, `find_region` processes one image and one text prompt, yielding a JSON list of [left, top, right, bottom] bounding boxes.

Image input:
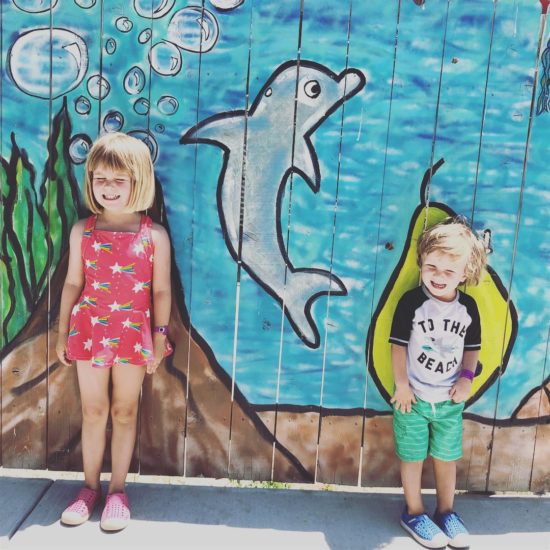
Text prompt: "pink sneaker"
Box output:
[[61, 487, 101, 525], [100, 492, 131, 531]]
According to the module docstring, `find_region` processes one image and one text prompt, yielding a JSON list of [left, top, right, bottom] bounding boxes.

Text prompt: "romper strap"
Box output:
[[140, 214, 154, 249], [80, 215, 96, 258]]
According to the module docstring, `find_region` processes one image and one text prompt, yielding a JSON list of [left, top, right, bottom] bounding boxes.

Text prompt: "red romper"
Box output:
[[66, 214, 171, 367]]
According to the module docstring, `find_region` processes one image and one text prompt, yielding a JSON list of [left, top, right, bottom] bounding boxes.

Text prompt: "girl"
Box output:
[[56, 132, 172, 531]]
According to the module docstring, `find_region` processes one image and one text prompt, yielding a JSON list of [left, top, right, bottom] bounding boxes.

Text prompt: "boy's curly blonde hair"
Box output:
[[417, 217, 487, 286]]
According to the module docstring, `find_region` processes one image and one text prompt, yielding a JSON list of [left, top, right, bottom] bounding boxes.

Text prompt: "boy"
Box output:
[[389, 218, 487, 549]]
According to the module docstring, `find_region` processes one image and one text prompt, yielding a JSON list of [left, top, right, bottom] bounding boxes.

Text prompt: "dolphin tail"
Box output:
[[283, 269, 347, 349]]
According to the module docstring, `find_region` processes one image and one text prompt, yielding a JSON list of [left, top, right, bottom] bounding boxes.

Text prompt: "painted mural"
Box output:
[[0, 0, 549, 492]]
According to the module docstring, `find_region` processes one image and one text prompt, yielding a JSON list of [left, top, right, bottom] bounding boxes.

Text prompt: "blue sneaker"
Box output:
[[433, 510, 470, 549], [400, 509, 448, 548]]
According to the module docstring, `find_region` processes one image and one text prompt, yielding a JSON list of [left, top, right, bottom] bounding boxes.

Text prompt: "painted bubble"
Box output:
[[13, 0, 59, 12], [69, 134, 92, 164], [209, 0, 244, 10], [128, 130, 158, 162], [116, 17, 133, 33], [124, 66, 146, 95], [105, 38, 117, 54], [138, 28, 152, 44], [157, 95, 179, 115], [154, 123, 165, 134], [134, 0, 175, 19], [167, 7, 219, 53], [133, 97, 150, 115], [8, 28, 88, 99], [149, 41, 182, 76], [74, 95, 91, 115], [87, 74, 110, 100], [74, 0, 96, 8], [103, 111, 125, 132]]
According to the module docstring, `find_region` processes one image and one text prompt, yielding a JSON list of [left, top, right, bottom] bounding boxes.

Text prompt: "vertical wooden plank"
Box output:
[[483, 0, 547, 492], [0, 0, 60, 469], [45, 1, 101, 472]]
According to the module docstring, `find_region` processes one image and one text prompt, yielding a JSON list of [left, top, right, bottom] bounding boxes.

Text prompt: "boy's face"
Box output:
[[420, 251, 468, 302], [92, 163, 133, 212]]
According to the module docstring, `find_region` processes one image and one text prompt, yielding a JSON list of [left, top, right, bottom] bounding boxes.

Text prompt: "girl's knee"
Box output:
[[82, 402, 109, 422], [110, 403, 139, 425]]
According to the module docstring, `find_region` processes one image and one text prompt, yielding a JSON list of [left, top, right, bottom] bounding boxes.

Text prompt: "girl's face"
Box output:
[[92, 164, 133, 212], [421, 250, 468, 302]]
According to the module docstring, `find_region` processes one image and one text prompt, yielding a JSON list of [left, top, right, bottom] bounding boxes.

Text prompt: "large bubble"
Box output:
[[8, 28, 88, 99], [105, 38, 117, 55], [133, 98, 150, 115], [209, 0, 244, 10], [103, 111, 124, 132], [128, 130, 158, 162], [138, 28, 152, 44], [69, 134, 92, 164], [75, 0, 96, 8], [124, 66, 146, 95], [87, 74, 110, 100], [116, 17, 133, 33], [149, 41, 182, 76], [74, 95, 91, 115], [13, 0, 59, 12], [167, 7, 219, 53], [157, 95, 179, 115], [134, 0, 175, 19]]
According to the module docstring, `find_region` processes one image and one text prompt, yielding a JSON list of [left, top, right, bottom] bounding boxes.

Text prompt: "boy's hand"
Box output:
[[390, 385, 417, 413], [449, 377, 472, 403], [56, 337, 71, 366]]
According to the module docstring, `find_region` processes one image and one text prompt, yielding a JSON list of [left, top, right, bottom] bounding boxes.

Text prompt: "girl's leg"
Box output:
[[76, 360, 111, 491], [401, 460, 425, 515], [108, 363, 146, 494], [433, 458, 456, 514]]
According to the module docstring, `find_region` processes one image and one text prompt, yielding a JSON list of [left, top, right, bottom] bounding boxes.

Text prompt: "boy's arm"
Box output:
[[56, 221, 86, 366], [449, 349, 478, 403], [390, 344, 416, 413], [149, 223, 172, 374]]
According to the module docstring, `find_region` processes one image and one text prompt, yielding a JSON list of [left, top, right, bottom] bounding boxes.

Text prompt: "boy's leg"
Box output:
[[76, 360, 111, 491], [108, 363, 146, 494], [433, 458, 456, 514], [400, 460, 425, 514]]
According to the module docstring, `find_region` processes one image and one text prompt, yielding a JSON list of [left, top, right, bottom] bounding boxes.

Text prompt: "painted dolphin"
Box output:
[[181, 60, 366, 348]]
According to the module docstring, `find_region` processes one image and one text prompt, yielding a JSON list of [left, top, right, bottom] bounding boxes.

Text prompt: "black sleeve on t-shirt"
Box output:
[[389, 287, 427, 347], [459, 292, 482, 350]]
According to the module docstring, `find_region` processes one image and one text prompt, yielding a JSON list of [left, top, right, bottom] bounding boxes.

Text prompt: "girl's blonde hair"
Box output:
[[417, 217, 487, 286], [83, 132, 155, 214]]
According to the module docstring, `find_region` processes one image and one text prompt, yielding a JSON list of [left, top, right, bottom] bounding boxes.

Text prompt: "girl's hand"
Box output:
[[146, 336, 166, 375], [449, 377, 472, 403], [56, 336, 71, 366], [390, 384, 417, 413]]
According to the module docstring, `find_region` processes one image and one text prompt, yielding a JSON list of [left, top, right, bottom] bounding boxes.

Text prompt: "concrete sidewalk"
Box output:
[[0, 475, 548, 550]]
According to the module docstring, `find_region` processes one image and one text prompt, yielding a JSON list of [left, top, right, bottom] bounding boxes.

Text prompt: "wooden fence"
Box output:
[[1, 0, 549, 492]]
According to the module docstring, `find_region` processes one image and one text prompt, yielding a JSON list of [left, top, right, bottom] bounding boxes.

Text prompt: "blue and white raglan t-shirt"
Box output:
[[389, 285, 481, 403]]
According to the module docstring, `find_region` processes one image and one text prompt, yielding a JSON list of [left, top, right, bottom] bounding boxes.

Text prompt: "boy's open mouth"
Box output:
[[103, 194, 120, 200], [431, 281, 446, 290]]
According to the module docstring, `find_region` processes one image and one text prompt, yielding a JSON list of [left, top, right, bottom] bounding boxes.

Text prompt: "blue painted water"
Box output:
[[1, 0, 548, 418]]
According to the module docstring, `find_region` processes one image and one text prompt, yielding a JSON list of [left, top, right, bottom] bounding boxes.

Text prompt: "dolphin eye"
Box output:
[[304, 80, 321, 98], [265, 87, 272, 97]]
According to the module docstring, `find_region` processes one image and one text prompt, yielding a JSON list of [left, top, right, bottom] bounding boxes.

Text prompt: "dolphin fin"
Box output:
[[284, 269, 347, 348], [292, 139, 320, 192], [180, 112, 245, 149]]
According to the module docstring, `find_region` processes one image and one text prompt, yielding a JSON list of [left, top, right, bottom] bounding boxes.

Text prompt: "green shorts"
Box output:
[[393, 397, 465, 462]]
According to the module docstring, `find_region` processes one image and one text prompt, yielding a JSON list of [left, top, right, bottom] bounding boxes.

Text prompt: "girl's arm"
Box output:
[[149, 223, 172, 374], [56, 220, 86, 366], [389, 343, 416, 413]]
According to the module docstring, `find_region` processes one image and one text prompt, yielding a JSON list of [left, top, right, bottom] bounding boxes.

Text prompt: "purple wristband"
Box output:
[[459, 369, 474, 381]]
